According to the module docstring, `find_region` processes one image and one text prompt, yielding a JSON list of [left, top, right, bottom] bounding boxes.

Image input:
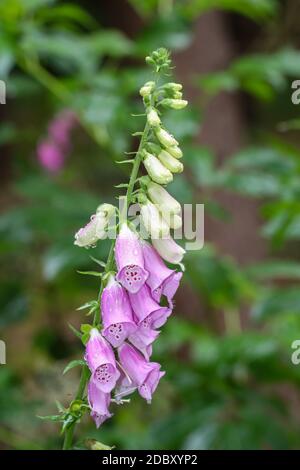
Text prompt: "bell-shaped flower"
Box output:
[[167, 145, 183, 159], [158, 150, 184, 174], [147, 182, 181, 215], [88, 379, 112, 428], [85, 328, 120, 393], [74, 212, 107, 248], [101, 274, 137, 347], [118, 343, 165, 404], [152, 236, 186, 265], [147, 107, 161, 127], [142, 241, 182, 306], [140, 199, 170, 239], [143, 152, 173, 185], [128, 284, 171, 329], [156, 128, 178, 148], [129, 321, 160, 360], [115, 223, 148, 294]]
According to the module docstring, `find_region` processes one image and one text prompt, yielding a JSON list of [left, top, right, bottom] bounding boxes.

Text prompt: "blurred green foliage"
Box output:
[[1, 0, 300, 450]]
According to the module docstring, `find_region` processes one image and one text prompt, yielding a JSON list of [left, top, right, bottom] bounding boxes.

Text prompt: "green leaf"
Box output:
[[81, 333, 90, 346], [89, 256, 106, 268], [87, 31, 133, 57], [77, 300, 99, 312], [68, 323, 82, 339], [115, 159, 135, 165], [114, 183, 129, 189], [199, 72, 238, 95], [37, 414, 63, 422], [80, 324, 93, 334], [55, 401, 66, 413], [252, 287, 300, 320], [226, 147, 295, 174], [278, 119, 300, 132], [131, 132, 143, 136], [63, 360, 85, 375], [247, 261, 300, 281], [36, 3, 97, 28], [77, 270, 103, 277], [223, 173, 281, 197], [61, 413, 76, 433], [182, 0, 278, 21]]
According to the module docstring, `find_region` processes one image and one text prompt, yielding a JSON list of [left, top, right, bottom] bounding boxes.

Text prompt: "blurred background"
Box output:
[[1, 0, 300, 450]]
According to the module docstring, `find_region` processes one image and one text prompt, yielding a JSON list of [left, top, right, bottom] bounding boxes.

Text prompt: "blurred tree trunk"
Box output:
[[174, 11, 267, 330], [174, 11, 266, 266]]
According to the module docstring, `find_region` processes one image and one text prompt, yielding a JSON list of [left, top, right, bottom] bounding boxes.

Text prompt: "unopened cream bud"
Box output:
[[158, 149, 184, 174], [146, 142, 161, 155], [147, 181, 181, 214], [160, 99, 188, 110], [164, 82, 182, 92], [96, 203, 115, 218], [141, 199, 170, 239], [152, 236, 186, 265], [139, 81, 155, 97], [74, 212, 108, 248], [167, 146, 183, 159], [173, 91, 183, 99], [161, 212, 183, 230], [147, 107, 161, 127], [143, 152, 173, 185], [156, 128, 178, 148]]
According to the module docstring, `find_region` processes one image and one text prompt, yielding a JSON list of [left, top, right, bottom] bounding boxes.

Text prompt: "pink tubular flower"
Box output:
[[48, 110, 76, 151], [101, 274, 137, 348], [142, 241, 182, 306], [37, 140, 64, 173], [85, 328, 120, 393], [128, 284, 171, 329], [128, 322, 160, 360], [118, 343, 165, 403], [38, 109, 77, 173], [88, 379, 112, 428], [115, 223, 148, 294]]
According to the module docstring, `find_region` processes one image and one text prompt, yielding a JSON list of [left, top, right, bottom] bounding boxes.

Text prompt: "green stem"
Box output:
[[62, 365, 90, 450], [125, 121, 150, 211]]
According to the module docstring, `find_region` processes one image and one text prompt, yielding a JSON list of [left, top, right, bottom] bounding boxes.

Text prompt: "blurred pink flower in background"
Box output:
[[37, 109, 77, 173]]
